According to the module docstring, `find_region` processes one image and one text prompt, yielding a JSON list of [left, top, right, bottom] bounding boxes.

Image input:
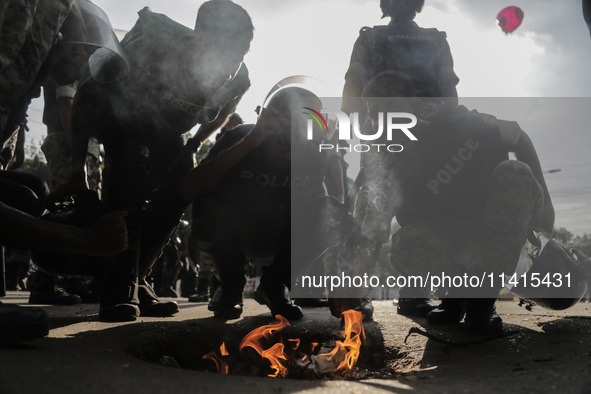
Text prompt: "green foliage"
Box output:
[[24, 140, 46, 163], [17, 139, 49, 180], [570, 234, 591, 262], [553, 227, 574, 245], [553, 227, 591, 264]]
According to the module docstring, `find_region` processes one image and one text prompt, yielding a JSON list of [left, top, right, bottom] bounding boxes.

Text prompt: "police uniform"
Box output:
[[1, 0, 73, 165], [342, 21, 459, 114], [71, 7, 250, 319], [341, 18, 460, 315], [41, 81, 102, 192], [191, 122, 321, 318], [191, 110, 350, 319], [389, 105, 544, 300]]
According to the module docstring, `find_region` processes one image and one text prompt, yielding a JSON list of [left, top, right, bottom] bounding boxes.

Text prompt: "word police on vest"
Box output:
[[426, 137, 480, 195]]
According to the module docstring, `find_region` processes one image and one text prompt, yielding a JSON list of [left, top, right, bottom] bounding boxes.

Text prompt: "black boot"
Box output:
[[465, 298, 503, 334], [254, 263, 303, 321], [98, 273, 140, 322], [28, 270, 81, 305], [188, 274, 211, 302], [157, 245, 182, 298], [208, 283, 244, 320], [357, 297, 374, 322], [62, 277, 99, 303], [136, 183, 188, 314], [254, 283, 303, 321], [104, 182, 186, 320], [427, 298, 466, 325], [397, 298, 435, 318], [254, 241, 303, 320], [179, 257, 199, 298], [201, 244, 246, 319], [138, 279, 179, 317]]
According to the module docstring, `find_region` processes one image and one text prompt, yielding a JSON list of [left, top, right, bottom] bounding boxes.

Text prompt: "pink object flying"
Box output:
[[497, 6, 524, 34]]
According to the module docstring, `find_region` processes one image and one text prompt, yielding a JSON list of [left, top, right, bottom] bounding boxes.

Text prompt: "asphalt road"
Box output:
[[1, 291, 591, 394]]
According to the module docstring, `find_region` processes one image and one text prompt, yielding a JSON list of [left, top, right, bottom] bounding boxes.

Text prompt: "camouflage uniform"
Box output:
[[385, 104, 546, 298], [40, 133, 70, 190], [41, 81, 102, 193], [41, 133, 101, 192], [84, 137, 101, 192], [0, 0, 73, 105], [1, 0, 73, 164], [390, 160, 544, 297]]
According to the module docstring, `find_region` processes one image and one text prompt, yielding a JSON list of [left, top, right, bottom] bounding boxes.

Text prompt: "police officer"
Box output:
[[59, 1, 254, 321], [364, 71, 554, 334], [342, 0, 460, 317]]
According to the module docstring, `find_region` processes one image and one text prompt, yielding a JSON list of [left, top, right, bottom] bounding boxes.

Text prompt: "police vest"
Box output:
[[113, 8, 248, 133], [362, 24, 449, 97], [395, 104, 508, 225]]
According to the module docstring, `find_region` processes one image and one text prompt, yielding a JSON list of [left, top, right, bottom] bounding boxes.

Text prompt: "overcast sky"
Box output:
[[26, 0, 591, 234]]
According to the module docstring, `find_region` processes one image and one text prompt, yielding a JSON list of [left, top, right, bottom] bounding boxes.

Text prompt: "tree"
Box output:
[[553, 227, 574, 245], [571, 234, 591, 260], [17, 139, 50, 181]]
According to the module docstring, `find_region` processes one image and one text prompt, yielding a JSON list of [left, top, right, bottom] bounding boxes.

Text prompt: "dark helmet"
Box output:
[[261, 86, 325, 144], [511, 235, 588, 310], [380, 0, 425, 19], [53, 0, 129, 83], [266, 87, 321, 117], [194, 0, 254, 56]]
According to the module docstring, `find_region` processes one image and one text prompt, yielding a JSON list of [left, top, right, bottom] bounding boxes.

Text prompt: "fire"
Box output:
[[316, 309, 365, 372], [220, 342, 229, 356], [202, 342, 230, 374], [203, 310, 365, 377], [239, 314, 291, 377]]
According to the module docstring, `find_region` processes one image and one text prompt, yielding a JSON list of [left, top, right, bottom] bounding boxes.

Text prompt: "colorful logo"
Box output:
[[302, 107, 328, 131]]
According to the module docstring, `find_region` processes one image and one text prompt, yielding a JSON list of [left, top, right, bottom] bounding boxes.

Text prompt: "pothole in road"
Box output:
[[126, 313, 411, 380]]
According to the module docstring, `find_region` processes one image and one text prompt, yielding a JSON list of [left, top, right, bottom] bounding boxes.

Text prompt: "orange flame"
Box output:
[[220, 342, 229, 357], [204, 310, 365, 377], [288, 338, 300, 350], [317, 310, 365, 372], [202, 342, 230, 374], [239, 315, 291, 377]]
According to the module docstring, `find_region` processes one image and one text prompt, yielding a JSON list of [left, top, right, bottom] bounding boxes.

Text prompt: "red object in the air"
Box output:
[[497, 6, 524, 34]]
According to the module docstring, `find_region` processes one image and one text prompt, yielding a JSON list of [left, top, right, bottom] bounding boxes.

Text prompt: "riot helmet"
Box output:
[[46, 0, 128, 84], [511, 234, 588, 311]]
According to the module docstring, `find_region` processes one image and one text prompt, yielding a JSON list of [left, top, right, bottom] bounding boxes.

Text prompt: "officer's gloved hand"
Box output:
[[168, 137, 200, 172]]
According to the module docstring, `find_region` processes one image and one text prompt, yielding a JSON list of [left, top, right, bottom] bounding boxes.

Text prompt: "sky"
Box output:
[[25, 0, 591, 234]]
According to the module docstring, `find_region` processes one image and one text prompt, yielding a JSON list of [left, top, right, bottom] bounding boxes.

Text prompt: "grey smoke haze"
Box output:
[[24, 0, 591, 235]]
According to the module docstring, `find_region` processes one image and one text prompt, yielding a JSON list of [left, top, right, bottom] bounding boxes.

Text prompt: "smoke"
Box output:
[[192, 0, 254, 92], [92, 0, 256, 136]]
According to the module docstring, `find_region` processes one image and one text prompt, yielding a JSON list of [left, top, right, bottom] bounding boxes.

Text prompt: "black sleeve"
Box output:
[[199, 124, 253, 164]]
